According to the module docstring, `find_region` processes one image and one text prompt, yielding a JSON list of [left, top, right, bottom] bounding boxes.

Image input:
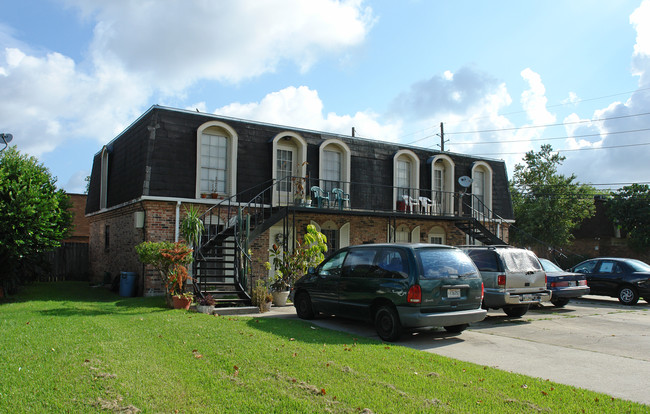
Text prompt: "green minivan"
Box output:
[[291, 243, 486, 341]]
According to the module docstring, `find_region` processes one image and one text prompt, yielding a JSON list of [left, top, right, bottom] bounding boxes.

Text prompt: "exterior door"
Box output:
[[276, 147, 295, 204]]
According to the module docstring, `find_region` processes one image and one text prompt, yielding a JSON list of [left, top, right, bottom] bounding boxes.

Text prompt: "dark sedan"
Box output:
[[570, 257, 650, 305], [539, 258, 590, 307]]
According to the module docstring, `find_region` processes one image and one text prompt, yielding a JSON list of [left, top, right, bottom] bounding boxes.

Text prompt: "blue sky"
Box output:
[[1, 0, 650, 193]]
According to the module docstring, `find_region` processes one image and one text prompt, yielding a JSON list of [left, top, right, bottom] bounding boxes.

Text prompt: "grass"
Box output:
[[0, 283, 647, 413]]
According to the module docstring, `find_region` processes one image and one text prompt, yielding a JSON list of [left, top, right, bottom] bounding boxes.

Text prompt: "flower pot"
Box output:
[[272, 290, 290, 307], [172, 295, 192, 310], [211, 193, 219, 199], [196, 305, 214, 314], [201, 193, 207, 198]]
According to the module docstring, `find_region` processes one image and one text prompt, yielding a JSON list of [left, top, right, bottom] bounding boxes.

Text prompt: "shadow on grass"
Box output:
[[3, 281, 170, 316], [244, 313, 467, 348]]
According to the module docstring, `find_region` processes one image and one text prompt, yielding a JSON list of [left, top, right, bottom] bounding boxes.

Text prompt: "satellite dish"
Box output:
[[1, 133, 12, 144], [458, 176, 473, 188]]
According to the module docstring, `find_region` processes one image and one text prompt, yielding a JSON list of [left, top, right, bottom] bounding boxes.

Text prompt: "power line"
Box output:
[[445, 127, 650, 146], [473, 141, 650, 157], [445, 111, 650, 136], [400, 87, 650, 144]]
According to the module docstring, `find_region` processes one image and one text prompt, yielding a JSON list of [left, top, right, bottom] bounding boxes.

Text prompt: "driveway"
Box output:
[[259, 296, 650, 405]]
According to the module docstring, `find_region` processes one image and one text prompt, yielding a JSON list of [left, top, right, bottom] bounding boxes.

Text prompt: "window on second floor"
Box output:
[[319, 139, 351, 195], [471, 161, 493, 215], [196, 121, 238, 199]]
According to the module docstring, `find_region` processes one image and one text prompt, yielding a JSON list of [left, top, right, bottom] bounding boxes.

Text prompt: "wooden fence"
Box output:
[[43, 242, 90, 281]]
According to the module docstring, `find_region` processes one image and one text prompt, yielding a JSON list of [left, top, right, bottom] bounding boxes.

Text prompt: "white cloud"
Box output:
[[631, 0, 650, 57], [67, 0, 374, 92], [520, 68, 555, 126], [215, 85, 402, 142]]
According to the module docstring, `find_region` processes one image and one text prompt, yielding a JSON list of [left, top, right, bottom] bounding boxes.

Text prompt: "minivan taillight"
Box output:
[[408, 285, 422, 303], [497, 275, 506, 287], [481, 282, 484, 301]]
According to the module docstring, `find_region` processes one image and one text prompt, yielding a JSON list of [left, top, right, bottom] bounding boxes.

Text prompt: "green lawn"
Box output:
[[0, 282, 646, 413]]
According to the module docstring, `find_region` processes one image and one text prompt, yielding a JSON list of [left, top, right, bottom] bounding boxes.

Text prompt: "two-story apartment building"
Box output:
[[86, 105, 513, 301]]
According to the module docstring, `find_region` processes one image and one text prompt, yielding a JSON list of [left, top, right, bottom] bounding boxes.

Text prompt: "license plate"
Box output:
[[448, 288, 461, 298], [568, 281, 576, 287], [522, 294, 538, 302]]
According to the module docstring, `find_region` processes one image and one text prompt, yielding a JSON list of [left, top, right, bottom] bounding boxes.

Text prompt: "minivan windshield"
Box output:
[[417, 248, 479, 279], [501, 250, 542, 272]]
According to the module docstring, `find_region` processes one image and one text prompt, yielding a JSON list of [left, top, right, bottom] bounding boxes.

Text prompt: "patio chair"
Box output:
[[401, 195, 419, 213], [310, 186, 330, 208], [418, 196, 433, 214], [331, 188, 350, 210]]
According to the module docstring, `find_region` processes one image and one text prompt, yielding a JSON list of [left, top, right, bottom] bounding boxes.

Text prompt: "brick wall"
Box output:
[[90, 201, 505, 295], [65, 193, 90, 243]]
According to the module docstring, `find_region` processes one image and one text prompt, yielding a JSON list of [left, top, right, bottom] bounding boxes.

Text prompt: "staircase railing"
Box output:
[[459, 193, 508, 244], [192, 178, 292, 299]]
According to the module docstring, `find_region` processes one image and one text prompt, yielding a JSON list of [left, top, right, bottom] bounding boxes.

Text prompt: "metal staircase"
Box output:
[[455, 194, 507, 245], [191, 180, 288, 305]]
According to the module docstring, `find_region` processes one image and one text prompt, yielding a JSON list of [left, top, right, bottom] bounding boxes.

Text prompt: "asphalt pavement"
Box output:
[[245, 295, 650, 405]]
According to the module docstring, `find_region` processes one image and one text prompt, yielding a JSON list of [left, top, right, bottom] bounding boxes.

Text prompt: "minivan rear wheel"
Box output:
[[374, 306, 402, 342], [444, 324, 468, 333], [503, 305, 529, 318]]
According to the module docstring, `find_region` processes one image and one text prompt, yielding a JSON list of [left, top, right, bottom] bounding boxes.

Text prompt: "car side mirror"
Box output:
[[308, 266, 316, 275]]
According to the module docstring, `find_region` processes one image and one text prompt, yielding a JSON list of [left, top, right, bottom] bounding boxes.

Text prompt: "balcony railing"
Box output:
[[272, 177, 463, 217]]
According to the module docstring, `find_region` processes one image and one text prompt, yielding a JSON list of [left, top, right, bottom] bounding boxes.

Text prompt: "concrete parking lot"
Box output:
[[257, 296, 650, 405]]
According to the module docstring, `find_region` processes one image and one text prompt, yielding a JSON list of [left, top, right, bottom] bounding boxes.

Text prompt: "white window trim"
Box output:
[[319, 139, 351, 194], [393, 149, 420, 208], [431, 154, 455, 214], [196, 121, 238, 199], [471, 161, 493, 214], [100, 146, 109, 210], [272, 132, 307, 206]]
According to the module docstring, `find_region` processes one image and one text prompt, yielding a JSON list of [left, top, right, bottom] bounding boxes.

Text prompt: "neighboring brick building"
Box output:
[[45, 193, 90, 280], [86, 105, 514, 298]]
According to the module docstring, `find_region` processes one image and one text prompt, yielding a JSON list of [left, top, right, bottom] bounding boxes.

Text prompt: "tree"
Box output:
[[607, 184, 650, 251], [0, 146, 72, 293], [510, 144, 596, 248]]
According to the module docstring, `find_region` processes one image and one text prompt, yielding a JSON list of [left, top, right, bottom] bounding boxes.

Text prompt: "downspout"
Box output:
[[175, 201, 181, 242]]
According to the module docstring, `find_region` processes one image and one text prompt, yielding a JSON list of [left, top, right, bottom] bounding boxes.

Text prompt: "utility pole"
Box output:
[[436, 122, 448, 151]]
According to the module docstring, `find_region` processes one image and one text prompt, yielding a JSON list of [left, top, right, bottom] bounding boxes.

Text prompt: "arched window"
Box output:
[[319, 139, 351, 195], [393, 150, 420, 208], [196, 121, 238, 199], [428, 226, 447, 245], [272, 132, 307, 205], [471, 161, 493, 215], [430, 154, 455, 215], [100, 146, 109, 210]]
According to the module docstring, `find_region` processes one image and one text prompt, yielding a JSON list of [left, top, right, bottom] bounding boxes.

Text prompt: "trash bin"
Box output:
[[119, 272, 138, 297]]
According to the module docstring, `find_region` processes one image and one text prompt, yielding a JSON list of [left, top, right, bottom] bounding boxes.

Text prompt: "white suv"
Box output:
[[460, 246, 551, 317]]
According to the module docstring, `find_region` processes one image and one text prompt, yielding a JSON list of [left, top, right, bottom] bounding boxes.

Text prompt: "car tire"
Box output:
[[444, 324, 469, 334], [550, 298, 570, 308], [618, 285, 639, 306], [374, 305, 402, 342], [295, 292, 315, 319], [503, 305, 529, 318]]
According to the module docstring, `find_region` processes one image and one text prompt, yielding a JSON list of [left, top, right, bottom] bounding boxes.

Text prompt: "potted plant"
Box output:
[[251, 279, 273, 313], [264, 224, 328, 306], [135, 241, 194, 309], [196, 294, 216, 314]]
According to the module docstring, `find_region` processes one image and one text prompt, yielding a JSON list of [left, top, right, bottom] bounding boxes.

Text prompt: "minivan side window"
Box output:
[[467, 250, 500, 272], [373, 248, 409, 279], [342, 249, 377, 278], [319, 250, 347, 278]]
